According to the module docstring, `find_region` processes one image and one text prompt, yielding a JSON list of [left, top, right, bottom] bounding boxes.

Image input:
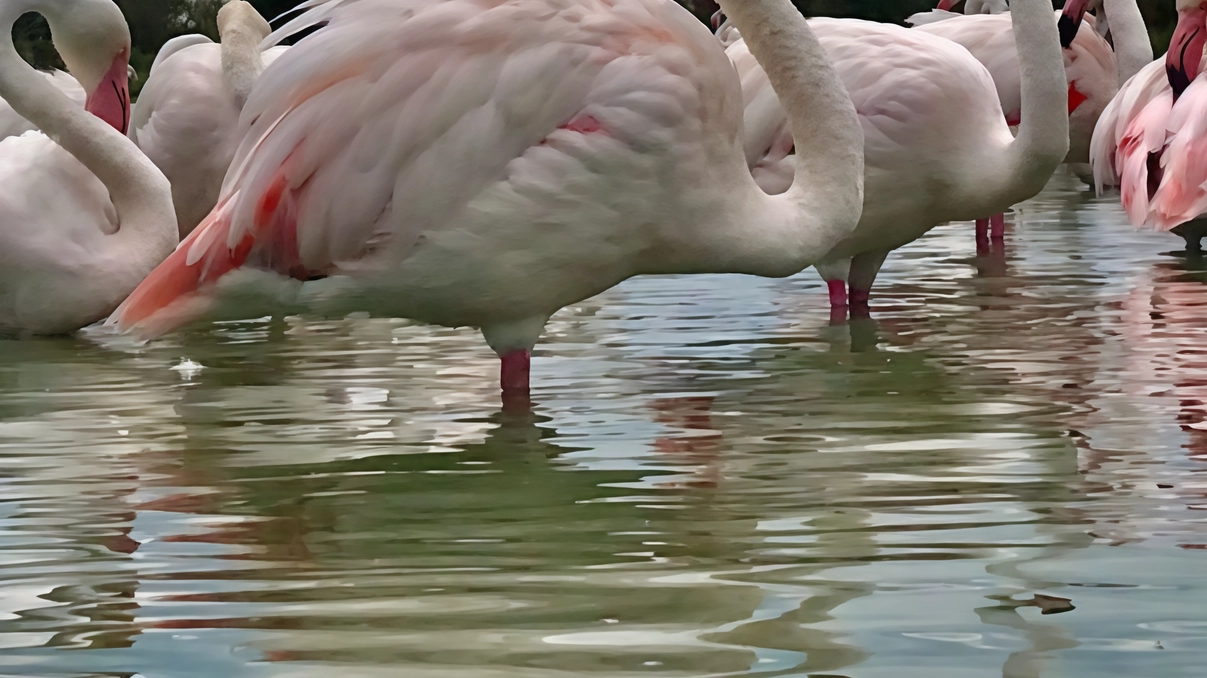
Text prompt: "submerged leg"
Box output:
[[816, 259, 852, 325], [976, 218, 990, 255], [848, 249, 890, 319], [827, 280, 847, 308], [482, 317, 547, 397], [990, 212, 1006, 240], [1184, 235, 1203, 254], [500, 350, 531, 395]]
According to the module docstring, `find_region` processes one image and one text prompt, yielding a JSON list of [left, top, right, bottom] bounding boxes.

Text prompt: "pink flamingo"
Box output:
[[910, 0, 1147, 249], [0, 0, 177, 336], [724, 0, 1069, 318], [109, 0, 866, 396], [1090, 0, 1207, 251]]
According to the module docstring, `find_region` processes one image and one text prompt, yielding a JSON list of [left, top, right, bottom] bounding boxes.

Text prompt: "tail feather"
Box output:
[[109, 198, 248, 337]]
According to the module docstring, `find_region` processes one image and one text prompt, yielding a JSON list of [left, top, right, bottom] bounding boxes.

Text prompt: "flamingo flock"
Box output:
[[0, 0, 1198, 396]]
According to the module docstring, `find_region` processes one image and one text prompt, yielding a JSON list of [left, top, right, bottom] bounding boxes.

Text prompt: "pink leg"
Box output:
[[849, 288, 871, 319], [990, 212, 1006, 240], [827, 279, 848, 308], [976, 218, 990, 255], [500, 350, 531, 395]]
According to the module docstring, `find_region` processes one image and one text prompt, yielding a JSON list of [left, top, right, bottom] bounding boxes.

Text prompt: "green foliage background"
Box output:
[[9, 0, 1181, 97]]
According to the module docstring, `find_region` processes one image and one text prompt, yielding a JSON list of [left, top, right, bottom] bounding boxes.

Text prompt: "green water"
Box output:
[[0, 175, 1204, 677]]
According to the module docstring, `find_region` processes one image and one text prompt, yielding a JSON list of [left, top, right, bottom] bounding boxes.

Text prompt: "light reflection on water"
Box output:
[[0, 174, 1205, 677]]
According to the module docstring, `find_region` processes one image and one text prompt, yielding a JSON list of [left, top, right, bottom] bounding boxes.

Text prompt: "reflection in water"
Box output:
[[0, 176, 1206, 676]]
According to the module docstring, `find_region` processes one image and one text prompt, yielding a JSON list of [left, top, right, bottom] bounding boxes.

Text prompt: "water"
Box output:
[[0, 174, 1205, 677]]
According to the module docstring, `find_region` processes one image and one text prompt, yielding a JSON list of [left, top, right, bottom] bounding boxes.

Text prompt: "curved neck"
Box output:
[[1102, 0, 1152, 84], [707, 0, 865, 276], [1000, 0, 1070, 202], [0, 2, 176, 290], [222, 22, 267, 107]]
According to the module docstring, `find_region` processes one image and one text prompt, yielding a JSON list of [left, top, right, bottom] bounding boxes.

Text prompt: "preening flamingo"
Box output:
[[1091, 0, 1207, 251], [131, 1, 288, 238], [109, 0, 866, 396], [0, 0, 177, 336], [726, 0, 1068, 318]]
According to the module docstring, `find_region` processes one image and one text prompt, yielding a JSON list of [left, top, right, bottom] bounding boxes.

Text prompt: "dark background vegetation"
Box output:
[[11, 0, 1181, 96]]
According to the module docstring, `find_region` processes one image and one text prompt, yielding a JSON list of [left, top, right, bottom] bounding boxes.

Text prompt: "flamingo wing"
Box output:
[[1149, 78, 1207, 231], [112, 0, 732, 334], [1115, 89, 1173, 227], [1089, 59, 1168, 193]]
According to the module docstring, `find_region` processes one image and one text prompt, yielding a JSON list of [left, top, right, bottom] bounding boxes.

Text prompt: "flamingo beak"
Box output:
[[936, 0, 959, 10], [1058, 0, 1093, 49], [710, 9, 725, 31], [84, 50, 130, 135], [1166, 4, 1207, 98]]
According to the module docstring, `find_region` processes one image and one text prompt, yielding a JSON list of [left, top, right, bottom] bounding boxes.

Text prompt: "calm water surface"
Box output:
[[1, 175, 1205, 677]]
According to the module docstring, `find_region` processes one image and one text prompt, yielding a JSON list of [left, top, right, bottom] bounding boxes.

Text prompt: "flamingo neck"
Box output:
[[702, 0, 864, 277], [221, 23, 269, 108], [1000, 0, 1071, 204], [1102, 0, 1153, 84]]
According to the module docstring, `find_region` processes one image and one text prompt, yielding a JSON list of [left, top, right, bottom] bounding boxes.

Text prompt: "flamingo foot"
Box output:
[[849, 288, 871, 319], [500, 350, 531, 395], [990, 213, 1006, 240]]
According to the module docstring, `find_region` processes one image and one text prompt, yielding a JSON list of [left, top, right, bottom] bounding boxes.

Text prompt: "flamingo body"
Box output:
[[131, 41, 288, 237], [0, 134, 120, 334], [913, 11, 1117, 164]]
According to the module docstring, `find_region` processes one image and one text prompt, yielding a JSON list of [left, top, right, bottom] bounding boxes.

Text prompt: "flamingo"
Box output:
[[0, 0, 177, 336], [1090, 0, 1207, 251], [725, 0, 1069, 318], [907, 1, 1127, 249], [108, 0, 866, 396], [131, 1, 288, 238]]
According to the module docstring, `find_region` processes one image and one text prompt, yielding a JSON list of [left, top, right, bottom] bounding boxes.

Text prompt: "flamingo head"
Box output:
[[49, 0, 132, 135], [217, 0, 272, 41], [1058, 0, 1094, 49], [1167, 1, 1207, 98], [936, 0, 960, 10], [710, 9, 725, 31]]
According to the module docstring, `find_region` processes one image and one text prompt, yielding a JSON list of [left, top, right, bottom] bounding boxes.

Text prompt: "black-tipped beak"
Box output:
[[710, 9, 725, 31], [1057, 13, 1080, 49], [1166, 6, 1207, 99], [1167, 62, 1193, 98], [1058, 0, 1093, 49]]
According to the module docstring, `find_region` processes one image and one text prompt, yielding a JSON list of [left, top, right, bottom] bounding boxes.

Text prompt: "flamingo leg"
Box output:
[[848, 249, 890, 319], [976, 218, 990, 255], [990, 212, 1006, 240], [500, 350, 531, 395], [827, 279, 848, 308]]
